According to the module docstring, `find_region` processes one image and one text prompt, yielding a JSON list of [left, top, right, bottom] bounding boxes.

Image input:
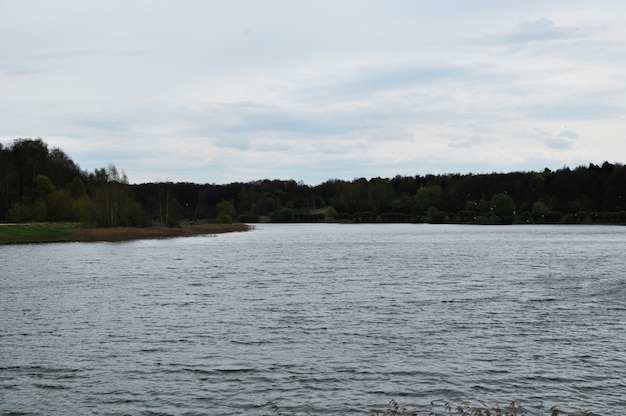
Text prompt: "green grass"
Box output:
[[0, 222, 81, 244]]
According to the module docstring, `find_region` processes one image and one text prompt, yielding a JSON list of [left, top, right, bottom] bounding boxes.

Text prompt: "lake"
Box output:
[[1, 224, 625, 415]]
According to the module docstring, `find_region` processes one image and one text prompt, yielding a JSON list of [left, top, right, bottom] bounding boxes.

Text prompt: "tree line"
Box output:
[[2, 138, 626, 226], [0, 138, 149, 227], [130, 162, 626, 225]]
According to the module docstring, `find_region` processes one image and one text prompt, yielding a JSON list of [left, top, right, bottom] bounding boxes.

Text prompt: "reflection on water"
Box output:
[[1, 224, 625, 415]]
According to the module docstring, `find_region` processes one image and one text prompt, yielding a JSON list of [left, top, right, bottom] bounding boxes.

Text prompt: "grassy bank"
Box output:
[[0, 222, 251, 244], [0, 222, 81, 244]]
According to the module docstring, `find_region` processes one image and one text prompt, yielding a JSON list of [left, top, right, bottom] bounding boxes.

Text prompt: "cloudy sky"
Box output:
[[2, 1, 626, 184]]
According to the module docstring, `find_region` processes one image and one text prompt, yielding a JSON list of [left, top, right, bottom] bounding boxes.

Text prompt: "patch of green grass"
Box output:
[[0, 222, 81, 244]]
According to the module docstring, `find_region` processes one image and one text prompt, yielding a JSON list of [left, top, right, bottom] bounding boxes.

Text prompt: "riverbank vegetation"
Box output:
[[68, 222, 250, 242], [2, 138, 626, 229], [0, 222, 80, 244], [263, 399, 595, 415], [367, 399, 596, 415], [0, 222, 250, 244]]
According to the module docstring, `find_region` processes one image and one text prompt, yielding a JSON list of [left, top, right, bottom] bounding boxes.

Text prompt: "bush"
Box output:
[[354, 211, 376, 222], [562, 213, 577, 224], [544, 210, 563, 223], [127, 204, 151, 227], [217, 212, 233, 224], [456, 210, 477, 222], [270, 207, 295, 222], [429, 210, 447, 223]]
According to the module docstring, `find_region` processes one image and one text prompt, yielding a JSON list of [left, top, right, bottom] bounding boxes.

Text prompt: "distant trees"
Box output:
[[0, 138, 148, 227], [490, 193, 516, 224], [4, 138, 626, 226], [130, 163, 626, 225], [216, 200, 236, 224], [87, 165, 149, 227], [1, 138, 84, 222]]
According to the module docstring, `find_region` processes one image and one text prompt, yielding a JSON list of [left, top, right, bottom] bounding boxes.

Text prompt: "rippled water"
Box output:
[[1, 224, 625, 415]]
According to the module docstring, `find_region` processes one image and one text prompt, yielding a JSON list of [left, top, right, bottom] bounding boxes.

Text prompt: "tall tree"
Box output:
[[11, 138, 49, 206]]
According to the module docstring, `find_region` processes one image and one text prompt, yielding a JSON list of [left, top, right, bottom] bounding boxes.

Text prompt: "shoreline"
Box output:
[[0, 223, 251, 244], [69, 223, 251, 242]]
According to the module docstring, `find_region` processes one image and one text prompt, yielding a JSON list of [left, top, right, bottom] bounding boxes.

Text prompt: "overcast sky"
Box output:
[[2, 1, 626, 184]]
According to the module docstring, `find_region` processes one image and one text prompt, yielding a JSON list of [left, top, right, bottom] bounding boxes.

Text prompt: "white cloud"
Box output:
[[2, 1, 626, 184]]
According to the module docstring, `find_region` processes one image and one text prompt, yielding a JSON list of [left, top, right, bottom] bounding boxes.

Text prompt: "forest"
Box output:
[[2, 138, 626, 226]]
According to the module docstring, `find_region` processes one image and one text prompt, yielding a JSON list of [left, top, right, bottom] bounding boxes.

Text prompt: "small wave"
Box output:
[[230, 339, 269, 345], [33, 382, 68, 390], [215, 367, 256, 373], [0, 365, 81, 378], [527, 297, 558, 302]]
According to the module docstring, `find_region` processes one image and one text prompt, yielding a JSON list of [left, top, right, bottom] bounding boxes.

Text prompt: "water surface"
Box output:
[[1, 224, 625, 415]]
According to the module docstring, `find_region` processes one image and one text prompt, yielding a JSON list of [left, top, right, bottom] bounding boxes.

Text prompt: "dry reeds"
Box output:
[[69, 223, 251, 242], [366, 400, 596, 416], [262, 400, 596, 416]]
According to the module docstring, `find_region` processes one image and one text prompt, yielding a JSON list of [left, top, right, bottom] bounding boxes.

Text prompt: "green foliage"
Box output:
[[544, 210, 564, 223], [531, 201, 549, 222], [88, 164, 138, 227], [34, 174, 55, 199], [216, 200, 236, 220], [129, 165, 626, 225], [165, 199, 182, 227], [216, 212, 233, 224], [259, 193, 277, 215], [4, 139, 626, 227], [457, 210, 477, 222], [270, 207, 295, 222], [380, 212, 411, 222], [415, 184, 443, 214], [427, 206, 447, 223], [490, 192, 516, 224], [68, 176, 87, 198], [126, 201, 151, 227], [354, 211, 376, 222], [237, 202, 260, 223], [0, 139, 143, 227], [322, 205, 337, 220]]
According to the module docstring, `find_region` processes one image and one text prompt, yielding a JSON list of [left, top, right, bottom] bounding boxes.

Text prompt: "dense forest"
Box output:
[[0, 138, 149, 227], [2, 138, 626, 226]]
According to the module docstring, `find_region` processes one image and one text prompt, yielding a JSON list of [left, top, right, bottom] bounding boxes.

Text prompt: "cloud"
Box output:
[[518, 101, 625, 121], [448, 136, 489, 149], [0, 64, 42, 76], [2, 2, 626, 184], [544, 130, 579, 149], [558, 130, 579, 140], [508, 18, 583, 43], [479, 18, 583, 45], [75, 117, 130, 133], [302, 66, 478, 102]]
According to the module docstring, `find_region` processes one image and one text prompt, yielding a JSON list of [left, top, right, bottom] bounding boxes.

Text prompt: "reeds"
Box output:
[[68, 223, 251, 242], [367, 400, 596, 416], [261, 399, 596, 416]]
